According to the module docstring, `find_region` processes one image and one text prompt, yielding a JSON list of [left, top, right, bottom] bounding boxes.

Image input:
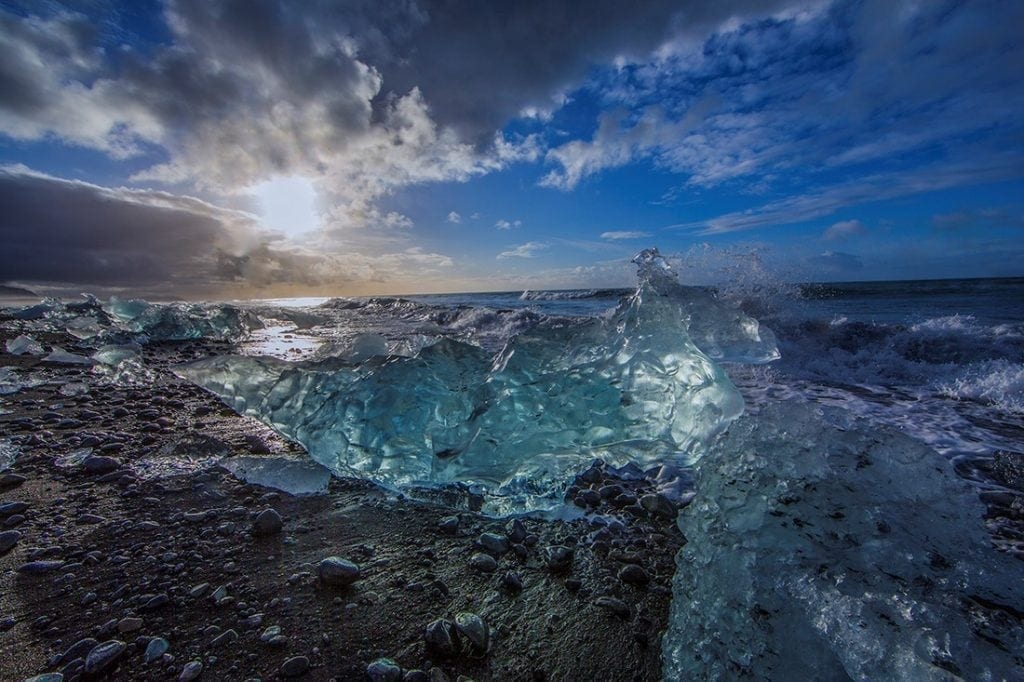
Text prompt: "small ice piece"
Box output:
[[0, 439, 19, 471], [91, 343, 153, 385], [44, 347, 96, 365], [65, 315, 104, 340], [0, 367, 43, 395], [55, 448, 92, 469], [5, 335, 44, 355], [221, 456, 331, 495], [59, 382, 89, 397]]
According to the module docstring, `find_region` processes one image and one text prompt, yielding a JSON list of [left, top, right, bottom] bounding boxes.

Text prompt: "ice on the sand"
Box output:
[[177, 249, 774, 509], [44, 346, 95, 365], [221, 456, 332, 495], [663, 402, 1024, 681], [5, 334, 44, 355], [0, 439, 19, 471]]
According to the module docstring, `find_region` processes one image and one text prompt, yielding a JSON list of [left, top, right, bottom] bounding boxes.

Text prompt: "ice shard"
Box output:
[[5, 335, 44, 355], [663, 402, 1024, 681], [177, 249, 773, 509]]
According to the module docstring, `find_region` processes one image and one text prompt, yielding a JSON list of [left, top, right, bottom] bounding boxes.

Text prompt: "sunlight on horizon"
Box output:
[[251, 175, 319, 237]]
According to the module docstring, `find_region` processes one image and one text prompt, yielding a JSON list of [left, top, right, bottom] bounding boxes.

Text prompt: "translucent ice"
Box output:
[[44, 347, 95, 365], [177, 249, 773, 510], [221, 456, 332, 495], [5, 334, 44, 355], [0, 439, 18, 471], [103, 298, 262, 342], [91, 344, 154, 385], [663, 403, 1024, 681]]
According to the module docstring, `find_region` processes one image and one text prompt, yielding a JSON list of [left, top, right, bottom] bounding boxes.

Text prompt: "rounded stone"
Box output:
[[280, 655, 310, 677], [318, 556, 360, 587], [84, 640, 126, 676], [454, 612, 489, 654], [366, 657, 403, 682], [178, 661, 203, 681], [424, 618, 459, 657], [618, 564, 650, 586], [468, 552, 497, 573], [252, 508, 282, 536]]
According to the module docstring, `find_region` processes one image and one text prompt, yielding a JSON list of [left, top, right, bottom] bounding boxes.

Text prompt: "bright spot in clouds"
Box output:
[[252, 176, 319, 237]]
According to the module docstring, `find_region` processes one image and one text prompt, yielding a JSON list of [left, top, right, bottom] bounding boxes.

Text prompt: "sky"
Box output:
[[1, 0, 1022, 298]]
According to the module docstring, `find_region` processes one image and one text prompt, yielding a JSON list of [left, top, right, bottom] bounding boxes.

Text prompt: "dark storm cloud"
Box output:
[[0, 0, 809, 188], [0, 167, 459, 295], [0, 166, 257, 290]]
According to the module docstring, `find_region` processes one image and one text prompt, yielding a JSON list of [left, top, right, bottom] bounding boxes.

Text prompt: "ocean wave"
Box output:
[[519, 288, 626, 301]]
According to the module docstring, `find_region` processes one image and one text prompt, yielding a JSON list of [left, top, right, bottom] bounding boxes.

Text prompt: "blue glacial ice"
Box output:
[[176, 249, 776, 510], [8, 294, 262, 344], [663, 402, 1024, 681]]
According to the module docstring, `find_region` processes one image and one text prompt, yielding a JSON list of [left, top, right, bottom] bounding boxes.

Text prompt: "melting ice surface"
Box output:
[[664, 402, 1024, 680], [176, 249, 778, 511]]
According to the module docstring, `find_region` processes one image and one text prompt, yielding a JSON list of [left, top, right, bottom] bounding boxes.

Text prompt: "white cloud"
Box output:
[[822, 219, 866, 241], [601, 230, 652, 240], [495, 219, 522, 230], [447, 211, 462, 223], [497, 241, 548, 259]]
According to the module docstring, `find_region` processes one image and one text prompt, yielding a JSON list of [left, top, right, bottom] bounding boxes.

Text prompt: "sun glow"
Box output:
[[251, 176, 319, 237]]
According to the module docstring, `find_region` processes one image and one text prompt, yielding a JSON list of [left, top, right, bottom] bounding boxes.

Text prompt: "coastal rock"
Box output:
[[618, 564, 650, 586], [144, 637, 169, 663], [0, 530, 21, 555], [179, 661, 203, 681], [544, 546, 573, 573], [594, 596, 631, 620], [478, 532, 509, 556], [468, 552, 497, 573]]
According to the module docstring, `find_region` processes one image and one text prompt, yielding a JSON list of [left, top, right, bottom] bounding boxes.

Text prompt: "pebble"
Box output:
[[58, 637, 98, 666], [211, 628, 238, 647], [0, 530, 21, 555], [618, 564, 651, 586], [594, 596, 631, 619], [0, 501, 28, 517], [145, 637, 170, 663], [438, 516, 459, 535], [279, 655, 310, 677], [544, 546, 573, 572], [252, 508, 282, 536], [0, 473, 26, 489], [18, 560, 64, 575], [318, 556, 361, 587], [639, 493, 677, 519], [84, 640, 126, 676], [502, 572, 523, 592], [260, 625, 282, 642], [468, 552, 497, 573], [179, 660, 203, 681], [82, 455, 121, 474], [477, 532, 509, 556], [506, 518, 527, 543], [454, 612, 489, 654], [424, 618, 460, 657], [117, 617, 143, 633], [366, 658, 403, 682]]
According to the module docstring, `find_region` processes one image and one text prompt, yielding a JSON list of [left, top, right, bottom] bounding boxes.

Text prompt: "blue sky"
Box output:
[[1, 0, 1022, 296]]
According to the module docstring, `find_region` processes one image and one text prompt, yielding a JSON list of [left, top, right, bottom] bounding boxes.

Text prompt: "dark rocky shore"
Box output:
[[0, 326, 684, 681]]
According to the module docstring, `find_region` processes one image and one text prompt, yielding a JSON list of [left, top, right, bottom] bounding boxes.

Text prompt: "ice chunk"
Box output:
[[110, 300, 262, 341], [0, 367, 43, 394], [44, 346, 95, 365], [5, 334, 44, 355], [65, 315, 104, 339], [177, 248, 771, 511], [632, 248, 779, 363], [221, 456, 331, 495], [59, 382, 89, 397], [0, 439, 18, 471], [91, 343, 154, 385], [663, 403, 1024, 681]]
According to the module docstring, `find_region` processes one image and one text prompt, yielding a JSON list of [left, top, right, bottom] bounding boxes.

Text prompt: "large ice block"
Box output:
[[663, 402, 1024, 680], [177, 249, 773, 510]]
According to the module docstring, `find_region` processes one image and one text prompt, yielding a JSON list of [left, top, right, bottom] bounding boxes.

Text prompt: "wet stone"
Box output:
[[469, 552, 497, 573], [366, 657, 403, 682], [84, 640, 126, 676], [280, 655, 310, 677], [424, 618, 460, 657], [252, 508, 282, 536]]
